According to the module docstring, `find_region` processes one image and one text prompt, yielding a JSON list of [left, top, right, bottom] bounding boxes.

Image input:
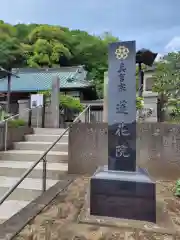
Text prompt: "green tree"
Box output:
[[0, 22, 25, 70], [39, 90, 83, 122], [0, 21, 17, 37], [100, 31, 119, 43], [28, 25, 67, 44], [0, 35, 24, 70], [15, 23, 38, 42], [153, 52, 180, 121], [26, 25, 72, 67], [136, 97, 144, 110], [60, 94, 83, 113], [0, 20, 122, 100], [0, 22, 26, 112], [78, 31, 120, 98]]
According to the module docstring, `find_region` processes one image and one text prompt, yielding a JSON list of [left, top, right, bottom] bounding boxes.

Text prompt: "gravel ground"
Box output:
[[15, 177, 180, 240]]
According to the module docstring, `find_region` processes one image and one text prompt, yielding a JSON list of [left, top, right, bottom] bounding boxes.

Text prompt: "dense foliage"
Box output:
[[39, 90, 83, 113], [2, 19, 180, 116], [153, 52, 180, 121], [175, 179, 180, 197], [60, 95, 83, 113], [7, 119, 26, 127], [0, 20, 120, 97], [136, 97, 144, 110]]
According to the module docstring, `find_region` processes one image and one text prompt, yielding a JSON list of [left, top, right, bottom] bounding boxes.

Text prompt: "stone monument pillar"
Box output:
[[107, 41, 136, 171], [90, 41, 156, 223], [103, 71, 108, 122], [18, 99, 29, 122], [51, 76, 60, 128]]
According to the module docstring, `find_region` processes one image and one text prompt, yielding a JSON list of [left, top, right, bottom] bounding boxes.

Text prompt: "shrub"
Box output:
[[60, 95, 83, 113], [7, 119, 26, 128], [136, 97, 144, 110], [39, 90, 84, 113], [169, 107, 180, 121]]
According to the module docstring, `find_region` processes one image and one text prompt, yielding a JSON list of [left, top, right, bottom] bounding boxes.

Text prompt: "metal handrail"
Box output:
[[0, 107, 32, 124], [0, 106, 40, 151], [0, 105, 91, 206]]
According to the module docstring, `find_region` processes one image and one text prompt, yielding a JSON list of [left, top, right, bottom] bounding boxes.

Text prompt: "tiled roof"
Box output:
[[0, 66, 92, 92]]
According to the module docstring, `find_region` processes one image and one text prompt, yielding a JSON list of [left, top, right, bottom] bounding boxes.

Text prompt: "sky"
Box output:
[[1, 0, 180, 56]]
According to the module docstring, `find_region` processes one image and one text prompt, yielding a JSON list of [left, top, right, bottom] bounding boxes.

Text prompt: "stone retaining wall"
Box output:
[[0, 125, 33, 151], [68, 122, 180, 180]]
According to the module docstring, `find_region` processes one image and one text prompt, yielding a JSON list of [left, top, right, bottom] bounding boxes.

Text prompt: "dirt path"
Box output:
[[15, 177, 180, 240]]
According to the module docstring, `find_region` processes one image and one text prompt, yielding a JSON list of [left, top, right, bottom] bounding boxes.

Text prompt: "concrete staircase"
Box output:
[[0, 128, 68, 223]]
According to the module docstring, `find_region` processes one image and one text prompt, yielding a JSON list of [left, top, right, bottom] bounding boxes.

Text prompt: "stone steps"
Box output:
[[0, 175, 60, 222], [0, 128, 69, 223], [13, 141, 68, 151], [0, 187, 41, 202], [33, 128, 68, 135], [0, 161, 68, 179], [0, 176, 59, 201], [25, 134, 68, 142], [0, 150, 68, 162]]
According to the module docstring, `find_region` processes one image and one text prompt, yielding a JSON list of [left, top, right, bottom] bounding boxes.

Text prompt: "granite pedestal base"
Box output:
[[90, 166, 156, 223]]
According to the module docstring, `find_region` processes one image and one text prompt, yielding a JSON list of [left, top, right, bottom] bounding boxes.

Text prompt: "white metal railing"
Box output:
[[0, 105, 91, 206]]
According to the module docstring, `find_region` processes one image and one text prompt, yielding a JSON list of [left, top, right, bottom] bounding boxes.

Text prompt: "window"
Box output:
[[145, 77, 154, 91]]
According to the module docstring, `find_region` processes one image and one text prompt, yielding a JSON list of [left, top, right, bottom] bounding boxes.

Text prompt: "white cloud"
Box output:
[[155, 37, 180, 61], [165, 36, 180, 52]]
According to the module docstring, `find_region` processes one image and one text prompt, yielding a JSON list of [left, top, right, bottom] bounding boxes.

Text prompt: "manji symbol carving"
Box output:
[[115, 45, 129, 60]]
